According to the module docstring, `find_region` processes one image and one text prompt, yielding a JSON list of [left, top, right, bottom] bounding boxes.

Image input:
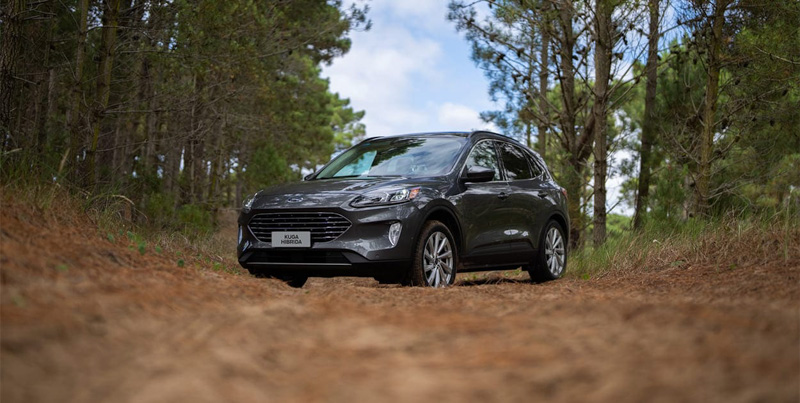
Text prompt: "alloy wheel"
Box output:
[[423, 231, 454, 287], [544, 227, 565, 277]]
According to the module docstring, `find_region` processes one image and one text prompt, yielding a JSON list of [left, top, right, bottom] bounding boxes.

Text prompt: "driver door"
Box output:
[[454, 140, 514, 268]]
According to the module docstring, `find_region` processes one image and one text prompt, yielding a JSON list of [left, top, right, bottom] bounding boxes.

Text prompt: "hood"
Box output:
[[250, 177, 449, 209]]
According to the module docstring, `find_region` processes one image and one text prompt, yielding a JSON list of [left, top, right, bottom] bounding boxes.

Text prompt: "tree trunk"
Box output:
[[563, 158, 583, 247], [537, 2, 551, 158], [34, 0, 57, 158], [46, 69, 57, 138], [87, 0, 122, 189], [0, 0, 25, 151], [633, 0, 660, 229], [592, 0, 613, 247], [525, 123, 532, 148], [163, 114, 181, 196], [208, 114, 225, 204], [66, 0, 90, 182], [694, 0, 727, 217], [556, 1, 584, 248]]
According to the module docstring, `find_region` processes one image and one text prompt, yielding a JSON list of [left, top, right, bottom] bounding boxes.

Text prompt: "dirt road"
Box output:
[[1, 205, 798, 402]]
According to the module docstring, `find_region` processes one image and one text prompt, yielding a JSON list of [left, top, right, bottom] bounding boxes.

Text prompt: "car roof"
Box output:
[[359, 130, 519, 143], [356, 130, 540, 157], [359, 131, 469, 141]]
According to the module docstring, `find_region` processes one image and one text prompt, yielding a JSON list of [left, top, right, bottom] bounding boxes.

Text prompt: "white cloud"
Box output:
[[323, 1, 500, 138], [437, 102, 497, 132], [384, 0, 451, 32], [324, 14, 444, 136]]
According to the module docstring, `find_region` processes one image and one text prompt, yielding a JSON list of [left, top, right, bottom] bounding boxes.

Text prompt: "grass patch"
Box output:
[[1, 181, 244, 277], [569, 211, 800, 279]]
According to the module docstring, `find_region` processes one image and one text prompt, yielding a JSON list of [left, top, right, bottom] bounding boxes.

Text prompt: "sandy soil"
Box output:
[[1, 204, 798, 402]]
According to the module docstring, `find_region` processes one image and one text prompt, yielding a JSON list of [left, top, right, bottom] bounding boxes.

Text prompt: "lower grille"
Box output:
[[248, 250, 350, 264], [248, 212, 351, 244]]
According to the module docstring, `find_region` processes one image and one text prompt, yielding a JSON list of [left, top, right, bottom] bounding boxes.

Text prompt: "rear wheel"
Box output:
[[528, 220, 567, 282], [408, 220, 457, 287]]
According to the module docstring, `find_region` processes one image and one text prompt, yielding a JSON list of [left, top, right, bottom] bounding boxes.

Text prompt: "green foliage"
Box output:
[[177, 204, 214, 235], [331, 93, 367, 151], [606, 214, 631, 240], [569, 212, 799, 279], [243, 145, 296, 194], [1, 0, 368, 233]]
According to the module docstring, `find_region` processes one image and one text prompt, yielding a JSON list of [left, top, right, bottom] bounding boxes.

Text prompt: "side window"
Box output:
[[499, 143, 532, 180], [465, 141, 502, 181], [528, 153, 544, 178]]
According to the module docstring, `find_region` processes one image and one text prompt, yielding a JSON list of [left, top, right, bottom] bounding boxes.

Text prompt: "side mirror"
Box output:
[[463, 166, 495, 183], [303, 173, 314, 181]]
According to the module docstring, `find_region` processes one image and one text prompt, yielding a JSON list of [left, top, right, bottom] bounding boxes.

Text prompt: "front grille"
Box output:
[[248, 212, 351, 244]]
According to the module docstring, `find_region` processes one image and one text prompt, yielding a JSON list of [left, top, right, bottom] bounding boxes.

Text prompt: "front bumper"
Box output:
[[237, 202, 422, 277]]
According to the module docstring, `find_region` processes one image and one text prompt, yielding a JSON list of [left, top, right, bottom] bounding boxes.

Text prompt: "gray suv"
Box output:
[[237, 131, 569, 287]]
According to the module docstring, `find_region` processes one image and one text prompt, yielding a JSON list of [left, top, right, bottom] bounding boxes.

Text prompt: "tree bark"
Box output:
[[633, 0, 660, 229], [87, 0, 122, 189], [67, 0, 89, 182], [554, 0, 597, 249], [556, 0, 584, 248], [34, 0, 57, 158], [592, 0, 613, 247], [0, 0, 25, 151], [537, 1, 551, 158], [694, 0, 728, 217]]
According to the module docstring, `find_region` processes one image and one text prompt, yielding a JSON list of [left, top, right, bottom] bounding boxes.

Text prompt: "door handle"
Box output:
[[497, 192, 509, 200]]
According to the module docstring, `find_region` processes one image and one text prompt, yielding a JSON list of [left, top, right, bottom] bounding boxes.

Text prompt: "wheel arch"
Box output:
[[547, 212, 569, 247], [423, 206, 463, 253]]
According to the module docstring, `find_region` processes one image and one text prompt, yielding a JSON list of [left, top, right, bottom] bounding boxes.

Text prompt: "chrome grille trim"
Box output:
[[248, 212, 352, 244]]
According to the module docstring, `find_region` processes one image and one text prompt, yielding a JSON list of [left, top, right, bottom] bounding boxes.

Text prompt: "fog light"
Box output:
[[388, 222, 402, 246]]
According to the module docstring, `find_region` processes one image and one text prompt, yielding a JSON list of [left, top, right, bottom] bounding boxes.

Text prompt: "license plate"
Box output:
[[272, 231, 311, 248]]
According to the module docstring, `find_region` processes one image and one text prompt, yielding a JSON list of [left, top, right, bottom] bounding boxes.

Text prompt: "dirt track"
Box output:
[[1, 205, 799, 402]]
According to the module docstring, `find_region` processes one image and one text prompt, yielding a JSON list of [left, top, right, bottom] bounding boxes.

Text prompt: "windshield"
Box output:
[[314, 136, 467, 179]]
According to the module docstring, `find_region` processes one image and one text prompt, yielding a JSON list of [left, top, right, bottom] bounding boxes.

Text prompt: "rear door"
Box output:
[[498, 142, 551, 262]]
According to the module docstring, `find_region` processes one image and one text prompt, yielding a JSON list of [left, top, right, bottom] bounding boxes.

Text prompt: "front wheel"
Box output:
[[408, 220, 457, 287], [279, 276, 308, 288], [246, 268, 308, 288], [528, 221, 567, 282]]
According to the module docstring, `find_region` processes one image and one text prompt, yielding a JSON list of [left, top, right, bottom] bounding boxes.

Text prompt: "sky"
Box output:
[[322, 0, 498, 137], [321, 0, 632, 216]]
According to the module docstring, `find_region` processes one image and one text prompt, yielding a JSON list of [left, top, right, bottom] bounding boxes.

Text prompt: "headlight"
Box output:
[[242, 194, 256, 213], [350, 187, 420, 208]]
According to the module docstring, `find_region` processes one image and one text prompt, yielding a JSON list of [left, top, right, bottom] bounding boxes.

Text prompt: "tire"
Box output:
[[374, 275, 400, 285], [280, 276, 308, 288], [246, 268, 307, 288], [246, 268, 270, 278], [408, 220, 457, 287], [528, 220, 567, 283]]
